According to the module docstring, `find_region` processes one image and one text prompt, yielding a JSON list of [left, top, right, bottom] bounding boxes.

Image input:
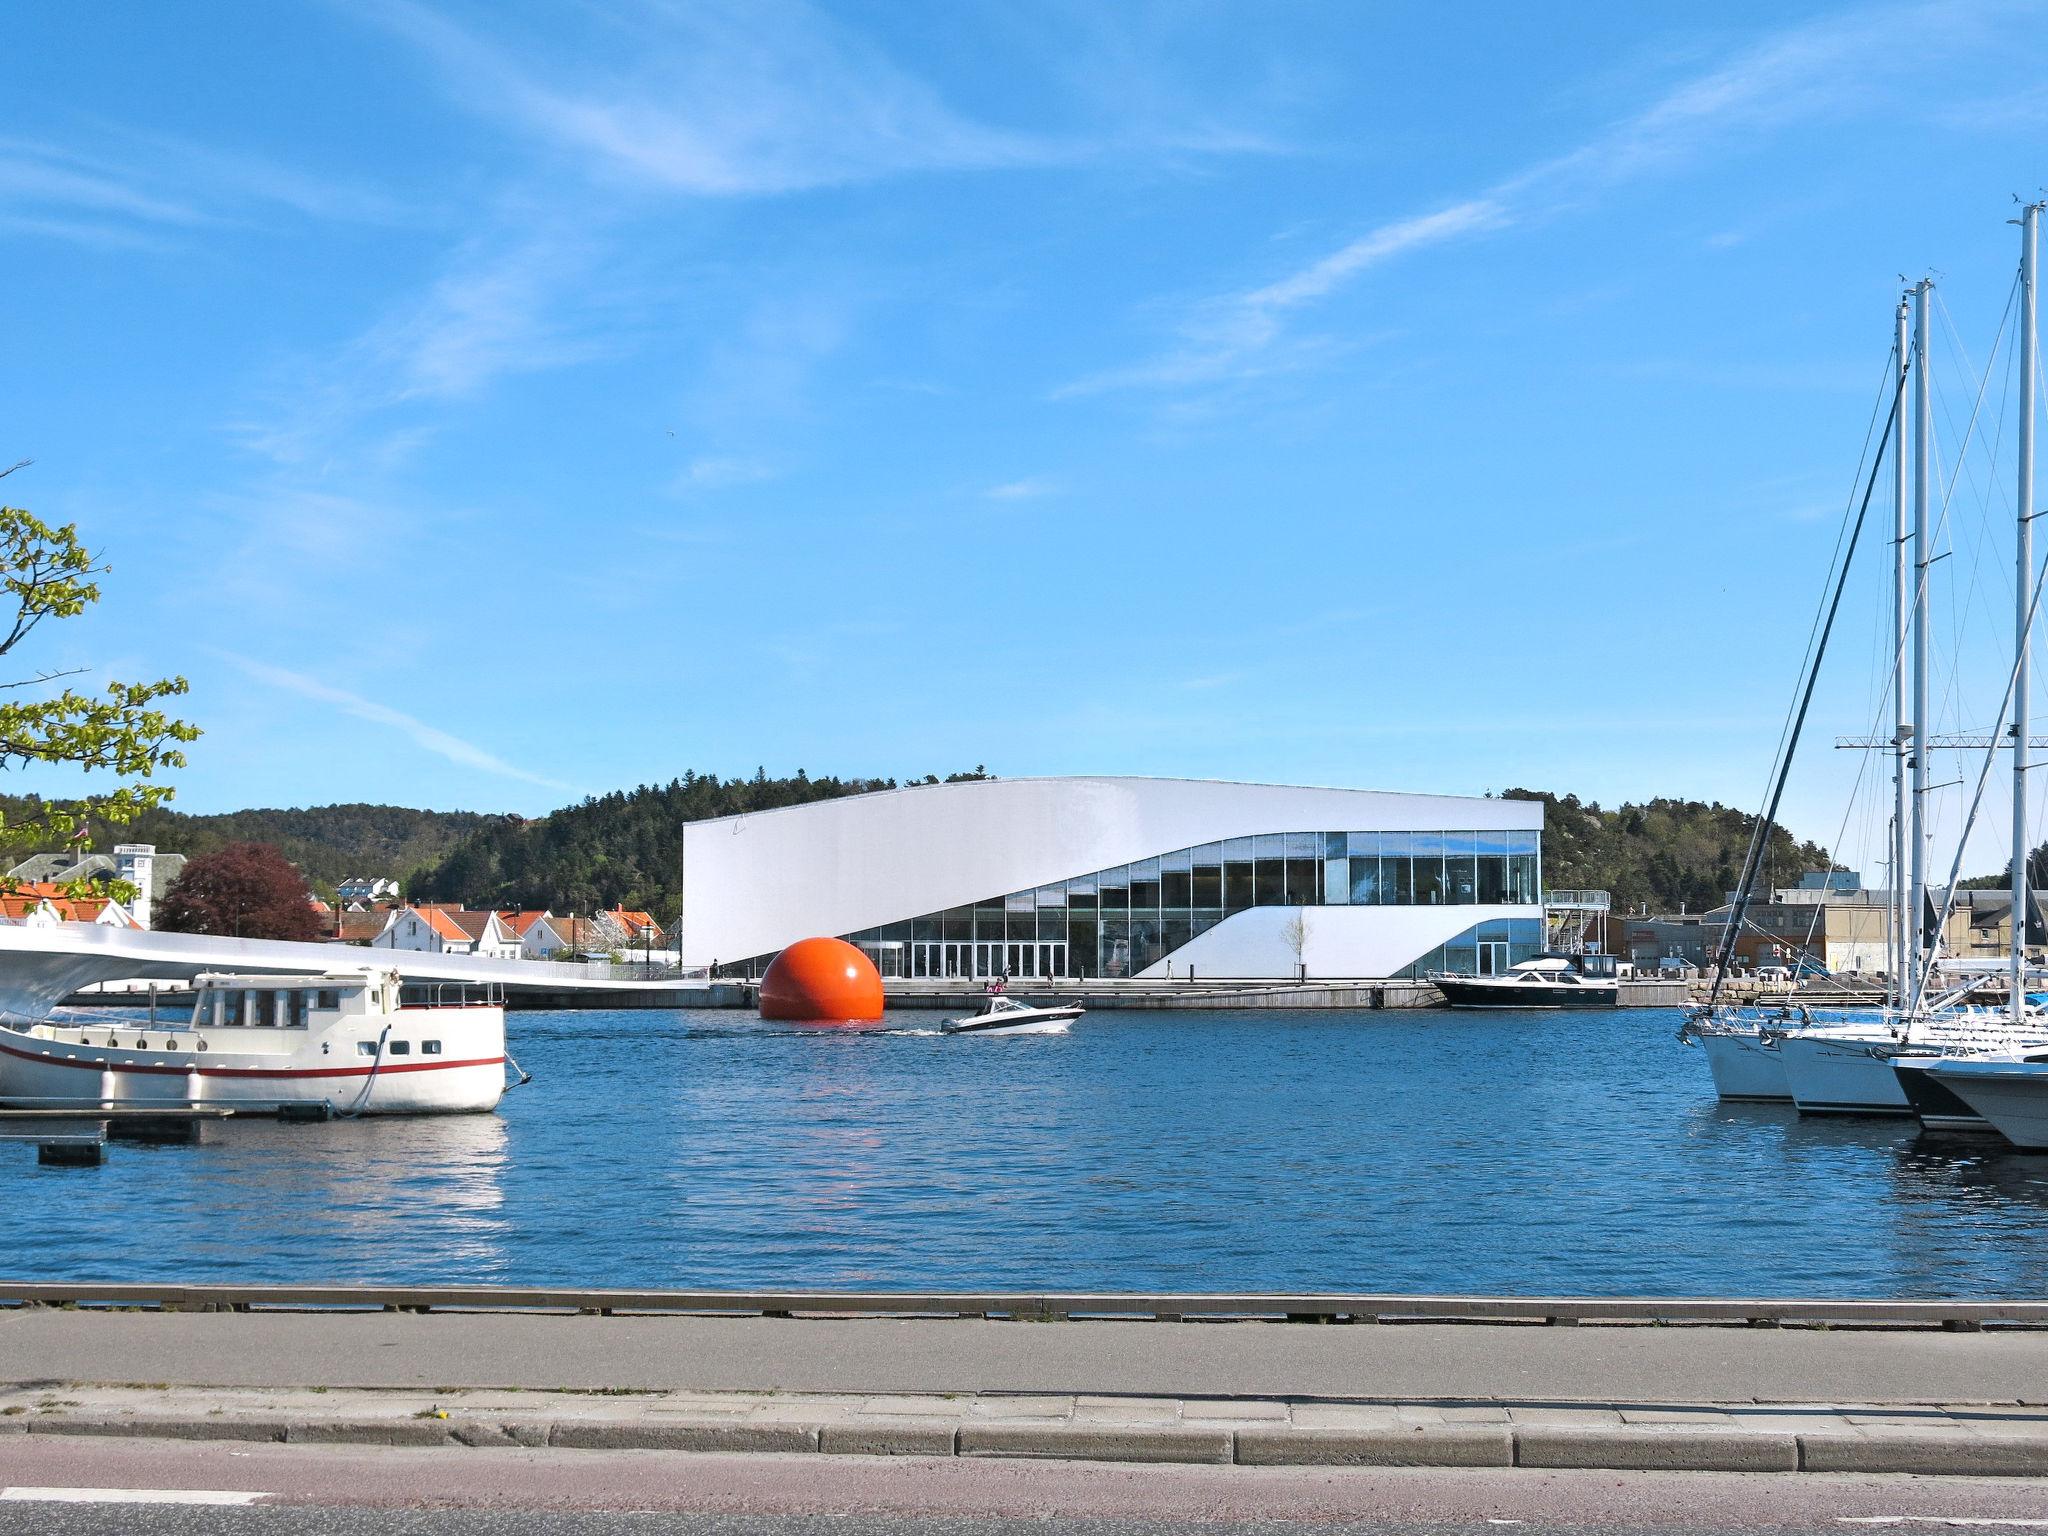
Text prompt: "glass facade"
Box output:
[[730, 828, 1541, 981]]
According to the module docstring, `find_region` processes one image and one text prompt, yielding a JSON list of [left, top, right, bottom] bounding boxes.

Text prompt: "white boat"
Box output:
[[1691, 1020, 1792, 1101], [0, 968, 509, 1116], [1430, 953, 1618, 1008], [942, 996, 1084, 1036], [1924, 1054, 2048, 1148], [1777, 1022, 1915, 1116]]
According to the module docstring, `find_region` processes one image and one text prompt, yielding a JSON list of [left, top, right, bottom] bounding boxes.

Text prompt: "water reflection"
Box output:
[[9, 1005, 2048, 1295]]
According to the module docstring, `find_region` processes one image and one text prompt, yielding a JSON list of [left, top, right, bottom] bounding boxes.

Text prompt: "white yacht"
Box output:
[[942, 996, 1084, 1036], [1922, 1054, 2048, 1148], [1779, 999, 2048, 1117], [0, 968, 510, 1116]]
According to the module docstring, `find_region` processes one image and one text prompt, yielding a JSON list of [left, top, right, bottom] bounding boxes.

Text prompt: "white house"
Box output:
[[372, 905, 520, 960], [338, 875, 402, 907]]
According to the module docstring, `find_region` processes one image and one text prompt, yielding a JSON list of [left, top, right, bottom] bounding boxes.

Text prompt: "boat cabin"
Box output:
[[181, 972, 505, 1029], [188, 970, 395, 1028]]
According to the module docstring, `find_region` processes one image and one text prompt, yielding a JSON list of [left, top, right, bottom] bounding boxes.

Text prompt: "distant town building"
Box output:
[[5, 842, 184, 929], [606, 908, 665, 947], [1614, 869, 2047, 976], [0, 881, 138, 929], [337, 875, 402, 907], [371, 904, 520, 959]]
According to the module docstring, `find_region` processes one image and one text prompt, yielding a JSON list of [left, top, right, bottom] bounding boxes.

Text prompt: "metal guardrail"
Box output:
[[0, 1283, 2040, 1328]]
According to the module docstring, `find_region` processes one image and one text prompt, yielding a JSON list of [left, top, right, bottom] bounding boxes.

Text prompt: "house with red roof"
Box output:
[[0, 881, 140, 930], [371, 904, 520, 959]]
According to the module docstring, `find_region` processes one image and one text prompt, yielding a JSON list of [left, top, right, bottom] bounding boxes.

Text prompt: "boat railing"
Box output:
[[398, 980, 505, 1009]]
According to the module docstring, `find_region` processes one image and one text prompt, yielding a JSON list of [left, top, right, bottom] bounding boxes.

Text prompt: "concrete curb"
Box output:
[[1237, 1425, 1514, 1467], [15, 1410, 2048, 1476], [1515, 1426, 1799, 1473], [957, 1423, 1234, 1464]]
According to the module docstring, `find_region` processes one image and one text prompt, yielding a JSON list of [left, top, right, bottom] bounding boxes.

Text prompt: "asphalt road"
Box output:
[[4, 1437, 2048, 1534], [7, 1309, 2048, 1404]]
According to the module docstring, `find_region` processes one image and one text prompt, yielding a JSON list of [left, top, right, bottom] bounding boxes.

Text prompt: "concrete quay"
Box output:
[[4, 1308, 2047, 1476], [880, 978, 1690, 1009]]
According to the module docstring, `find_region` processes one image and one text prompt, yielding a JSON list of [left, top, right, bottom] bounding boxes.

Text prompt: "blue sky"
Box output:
[[8, 0, 2048, 877]]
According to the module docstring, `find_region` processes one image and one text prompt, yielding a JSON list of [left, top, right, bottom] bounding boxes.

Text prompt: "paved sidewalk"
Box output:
[[6, 1308, 2048, 1403], [4, 1382, 2048, 1476]]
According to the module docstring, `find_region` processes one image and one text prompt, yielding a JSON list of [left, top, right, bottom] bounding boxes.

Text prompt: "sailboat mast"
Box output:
[[2016, 203, 2041, 1024], [1893, 297, 1911, 1008], [1912, 277, 1933, 989]]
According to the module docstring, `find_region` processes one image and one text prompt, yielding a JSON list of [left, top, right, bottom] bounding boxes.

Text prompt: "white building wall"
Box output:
[[113, 844, 155, 929], [373, 911, 448, 953], [678, 775, 1541, 973], [1144, 904, 1538, 980]]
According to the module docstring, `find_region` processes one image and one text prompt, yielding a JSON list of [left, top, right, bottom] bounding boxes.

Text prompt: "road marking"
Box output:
[[1839, 1521, 2048, 1529], [1, 1487, 267, 1506]]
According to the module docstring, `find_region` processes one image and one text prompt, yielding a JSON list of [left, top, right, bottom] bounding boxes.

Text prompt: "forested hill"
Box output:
[[407, 768, 993, 917], [0, 796, 493, 897], [1501, 789, 1833, 915], [4, 776, 1831, 923]]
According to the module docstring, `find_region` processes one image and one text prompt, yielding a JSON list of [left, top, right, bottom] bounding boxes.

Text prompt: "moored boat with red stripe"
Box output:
[[0, 967, 507, 1116]]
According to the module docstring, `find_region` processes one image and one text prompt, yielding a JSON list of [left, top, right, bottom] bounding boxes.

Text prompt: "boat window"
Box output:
[[317, 990, 340, 1011], [287, 991, 308, 1029], [222, 992, 245, 1027], [247, 990, 276, 1027], [357, 1040, 377, 1056], [388, 1040, 411, 1056], [422, 1040, 441, 1055]]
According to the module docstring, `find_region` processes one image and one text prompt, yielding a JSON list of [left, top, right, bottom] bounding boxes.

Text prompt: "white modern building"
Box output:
[[678, 776, 1544, 981]]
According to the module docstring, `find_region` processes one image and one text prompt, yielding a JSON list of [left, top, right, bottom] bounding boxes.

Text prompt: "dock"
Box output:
[[880, 978, 1691, 1010]]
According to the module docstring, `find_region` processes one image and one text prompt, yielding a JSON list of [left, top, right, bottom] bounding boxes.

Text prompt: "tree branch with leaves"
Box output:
[[0, 488, 200, 868]]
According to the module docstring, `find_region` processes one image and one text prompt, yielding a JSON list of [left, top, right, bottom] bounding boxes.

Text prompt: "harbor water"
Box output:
[[7, 1005, 2048, 1296]]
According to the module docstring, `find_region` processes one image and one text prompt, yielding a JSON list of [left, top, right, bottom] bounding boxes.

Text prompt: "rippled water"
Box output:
[[7, 1005, 2048, 1296]]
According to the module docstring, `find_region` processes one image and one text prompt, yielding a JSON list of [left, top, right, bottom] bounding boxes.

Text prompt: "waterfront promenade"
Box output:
[[5, 1305, 2048, 1476]]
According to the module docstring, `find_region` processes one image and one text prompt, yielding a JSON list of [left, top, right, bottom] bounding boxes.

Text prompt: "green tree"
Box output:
[[0, 489, 199, 865]]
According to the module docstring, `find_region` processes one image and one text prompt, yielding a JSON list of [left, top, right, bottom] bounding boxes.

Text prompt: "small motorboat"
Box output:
[[942, 995, 1084, 1036]]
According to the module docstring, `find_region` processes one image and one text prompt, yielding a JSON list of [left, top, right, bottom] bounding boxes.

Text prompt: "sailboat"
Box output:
[[1877, 200, 2048, 1138], [1689, 205, 2048, 1117]]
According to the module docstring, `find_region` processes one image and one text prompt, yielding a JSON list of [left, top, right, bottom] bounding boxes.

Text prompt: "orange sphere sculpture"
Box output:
[[758, 936, 885, 1021]]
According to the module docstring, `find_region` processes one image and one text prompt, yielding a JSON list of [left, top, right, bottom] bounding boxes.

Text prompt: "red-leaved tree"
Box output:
[[158, 842, 324, 941]]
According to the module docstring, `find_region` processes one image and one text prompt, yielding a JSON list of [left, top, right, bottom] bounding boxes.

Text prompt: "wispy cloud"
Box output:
[[234, 228, 605, 467], [220, 654, 572, 791], [364, 0, 1057, 196], [982, 477, 1059, 501], [1062, 0, 1978, 397], [0, 131, 397, 249]]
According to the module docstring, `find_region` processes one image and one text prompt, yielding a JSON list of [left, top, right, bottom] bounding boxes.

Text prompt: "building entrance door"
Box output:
[[957, 941, 1068, 979], [1477, 941, 1510, 976], [911, 942, 982, 978]]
